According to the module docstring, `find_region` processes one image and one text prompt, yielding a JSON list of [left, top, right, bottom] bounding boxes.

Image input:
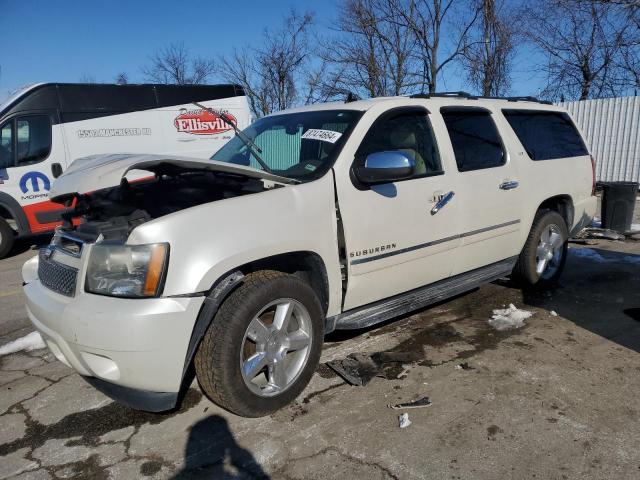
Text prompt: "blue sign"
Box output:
[[20, 171, 50, 194]]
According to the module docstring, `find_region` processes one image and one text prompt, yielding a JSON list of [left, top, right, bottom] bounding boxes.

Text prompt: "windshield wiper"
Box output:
[[192, 102, 273, 174]]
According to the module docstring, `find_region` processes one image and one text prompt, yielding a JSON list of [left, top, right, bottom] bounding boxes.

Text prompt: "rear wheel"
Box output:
[[513, 210, 568, 288], [0, 218, 15, 259], [195, 270, 324, 417]]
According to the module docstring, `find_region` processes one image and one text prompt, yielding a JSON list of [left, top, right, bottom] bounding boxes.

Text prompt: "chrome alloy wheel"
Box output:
[[240, 298, 313, 397], [536, 224, 564, 279]]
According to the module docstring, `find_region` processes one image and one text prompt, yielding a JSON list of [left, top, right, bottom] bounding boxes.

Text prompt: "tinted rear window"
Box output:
[[503, 110, 588, 160]]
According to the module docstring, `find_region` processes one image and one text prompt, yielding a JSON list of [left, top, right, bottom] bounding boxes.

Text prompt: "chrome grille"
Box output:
[[38, 249, 78, 297]]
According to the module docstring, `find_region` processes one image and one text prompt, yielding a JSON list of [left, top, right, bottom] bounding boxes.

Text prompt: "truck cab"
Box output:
[[0, 83, 250, 258]]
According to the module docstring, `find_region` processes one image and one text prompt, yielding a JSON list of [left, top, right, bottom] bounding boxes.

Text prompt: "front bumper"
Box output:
[[23, 274, 204, 408]]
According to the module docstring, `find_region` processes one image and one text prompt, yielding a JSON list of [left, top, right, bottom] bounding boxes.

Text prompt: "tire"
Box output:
[[0, 218, 15, 259], [195, 270, 324, 417], [513, 210, 568, 288]]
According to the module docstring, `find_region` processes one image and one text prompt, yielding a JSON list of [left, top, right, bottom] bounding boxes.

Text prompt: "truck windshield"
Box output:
[[211, 109, 362, 181]]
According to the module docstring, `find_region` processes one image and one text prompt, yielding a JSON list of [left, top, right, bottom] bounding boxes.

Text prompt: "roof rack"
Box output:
[[410, 91, 477, 100], [409, 92, 552, 105], [345, 91, 360, 103]]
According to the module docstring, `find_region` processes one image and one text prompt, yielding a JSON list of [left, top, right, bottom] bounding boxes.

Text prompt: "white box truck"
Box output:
[[0, 83, 251, 257]]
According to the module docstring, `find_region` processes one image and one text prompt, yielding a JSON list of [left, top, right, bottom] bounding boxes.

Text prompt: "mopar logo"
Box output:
[[20, 171, 50, 194]]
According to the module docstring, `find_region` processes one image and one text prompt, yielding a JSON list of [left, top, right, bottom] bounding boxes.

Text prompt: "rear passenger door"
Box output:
[[439, 106, 524, 275]]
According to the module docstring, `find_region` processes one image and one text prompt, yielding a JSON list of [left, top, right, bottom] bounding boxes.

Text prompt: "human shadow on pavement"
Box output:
[[171, 415, 270, 479], [519, 246, 640, 354]]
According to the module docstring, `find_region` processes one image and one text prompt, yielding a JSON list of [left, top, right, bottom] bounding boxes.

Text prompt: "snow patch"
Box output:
[[0, 332, 46, 356], [550, 310, 558, 317], [398, 413, 412, 429], [489, 304, 533, 331]]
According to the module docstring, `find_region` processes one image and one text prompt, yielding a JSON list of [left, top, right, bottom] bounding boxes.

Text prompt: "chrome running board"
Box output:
[[326, 256, 517, 332]]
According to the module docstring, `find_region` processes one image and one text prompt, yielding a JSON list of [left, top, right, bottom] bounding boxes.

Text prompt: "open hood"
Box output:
[[50, 153, 297, 200]]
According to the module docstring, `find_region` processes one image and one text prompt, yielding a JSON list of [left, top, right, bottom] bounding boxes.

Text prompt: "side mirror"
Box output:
[[51, 163, 63, 178], [354, 151, 415, 184]]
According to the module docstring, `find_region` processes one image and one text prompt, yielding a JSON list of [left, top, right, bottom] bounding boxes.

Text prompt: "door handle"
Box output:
[[499, 180, 519, 190], [430, 191, 455, 215]]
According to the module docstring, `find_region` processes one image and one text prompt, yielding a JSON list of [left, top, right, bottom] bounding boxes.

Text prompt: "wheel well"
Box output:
[[0, 205, 17, 232], [0, 193, 30, 235], [537, 195, 574, 229], [234, 251, 330, 314]]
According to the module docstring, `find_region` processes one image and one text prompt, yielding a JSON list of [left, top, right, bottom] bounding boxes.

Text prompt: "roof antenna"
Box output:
[[345, 91, 359, 103]]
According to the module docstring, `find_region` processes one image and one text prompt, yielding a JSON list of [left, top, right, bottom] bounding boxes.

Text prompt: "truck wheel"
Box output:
[[195, 270, 324, 417], [0, 218, 15, 259], [513, 210, 568, 288]]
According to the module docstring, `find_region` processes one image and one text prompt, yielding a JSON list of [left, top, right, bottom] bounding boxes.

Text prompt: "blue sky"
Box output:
[[1, 0, 548, 103]]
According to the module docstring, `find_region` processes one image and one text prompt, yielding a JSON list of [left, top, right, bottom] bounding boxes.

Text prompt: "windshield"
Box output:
[[211, 109, 362, 181]]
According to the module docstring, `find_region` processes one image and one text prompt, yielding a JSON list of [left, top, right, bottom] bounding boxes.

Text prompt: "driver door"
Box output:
[[334, 107, 460, 310]]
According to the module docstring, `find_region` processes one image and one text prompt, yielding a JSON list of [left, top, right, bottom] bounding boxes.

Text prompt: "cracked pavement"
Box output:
[[1, 234, 640, 479]]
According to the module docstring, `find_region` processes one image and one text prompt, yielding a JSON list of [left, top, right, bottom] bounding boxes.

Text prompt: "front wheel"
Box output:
[[0, 218, 15, 259], [195, 270, 324, 417], [513, 210, 568, 288]]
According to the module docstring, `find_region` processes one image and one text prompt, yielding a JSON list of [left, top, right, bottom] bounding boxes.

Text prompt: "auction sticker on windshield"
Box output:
[[301, 129, 342, 143]]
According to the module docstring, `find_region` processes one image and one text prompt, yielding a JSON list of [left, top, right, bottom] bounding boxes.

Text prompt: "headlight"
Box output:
[[85, 243, 169, 298]]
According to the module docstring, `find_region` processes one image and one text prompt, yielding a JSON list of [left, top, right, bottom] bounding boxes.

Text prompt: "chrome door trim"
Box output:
[[350, 219, 521, 265]]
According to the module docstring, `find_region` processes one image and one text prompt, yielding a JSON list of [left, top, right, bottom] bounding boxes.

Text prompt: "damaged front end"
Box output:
[[50, 153, 294, 244]]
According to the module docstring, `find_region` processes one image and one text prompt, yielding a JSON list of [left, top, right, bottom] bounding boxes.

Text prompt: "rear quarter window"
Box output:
[[502, 110, 588, 160]]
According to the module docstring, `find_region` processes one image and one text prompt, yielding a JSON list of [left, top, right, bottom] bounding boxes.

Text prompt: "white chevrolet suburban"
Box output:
[[22, 93, 597, 417]]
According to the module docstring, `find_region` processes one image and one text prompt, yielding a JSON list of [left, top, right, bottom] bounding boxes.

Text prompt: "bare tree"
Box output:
[[616, 0, 640, 90], [78, 73, 96, 83], [383, 0, 481, 93], [316, 0, 418, 99], [115, 72, 129, 85], [463, 0, 516, 96], [524, 0, 635, 100], [218, 11, 314, 117], [142, 43, 215, 85]]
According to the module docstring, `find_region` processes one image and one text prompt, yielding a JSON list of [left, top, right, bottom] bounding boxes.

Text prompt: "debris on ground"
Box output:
[[489, 304, 533, 331], [568, 238, 596, 245], [455, 362, 474, 370], [575, 227, 626, 241], [388, 396, 432, 410], [326, 351, 417, 386], [0, 331, 46, 356], [398, 413, 412, 428], [550, 311, 559, 317]]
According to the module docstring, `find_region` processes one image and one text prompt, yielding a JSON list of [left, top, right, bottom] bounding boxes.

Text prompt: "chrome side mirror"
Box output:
[[354, 151, 415, 184]]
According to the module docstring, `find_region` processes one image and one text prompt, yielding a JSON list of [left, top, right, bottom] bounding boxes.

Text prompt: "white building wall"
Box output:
[[560, 96, 640, 185]]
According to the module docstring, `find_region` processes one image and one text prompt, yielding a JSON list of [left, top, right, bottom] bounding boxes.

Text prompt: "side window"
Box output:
[[16, 115, 52, 166], [502, 110, 588, 160], [356, 111, 443, 178], [441, 109, 505, 172], [0, 121, 14, 168]]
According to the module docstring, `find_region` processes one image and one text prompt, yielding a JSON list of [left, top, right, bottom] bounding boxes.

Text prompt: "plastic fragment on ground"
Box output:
[[398, 413, 412, 428]]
